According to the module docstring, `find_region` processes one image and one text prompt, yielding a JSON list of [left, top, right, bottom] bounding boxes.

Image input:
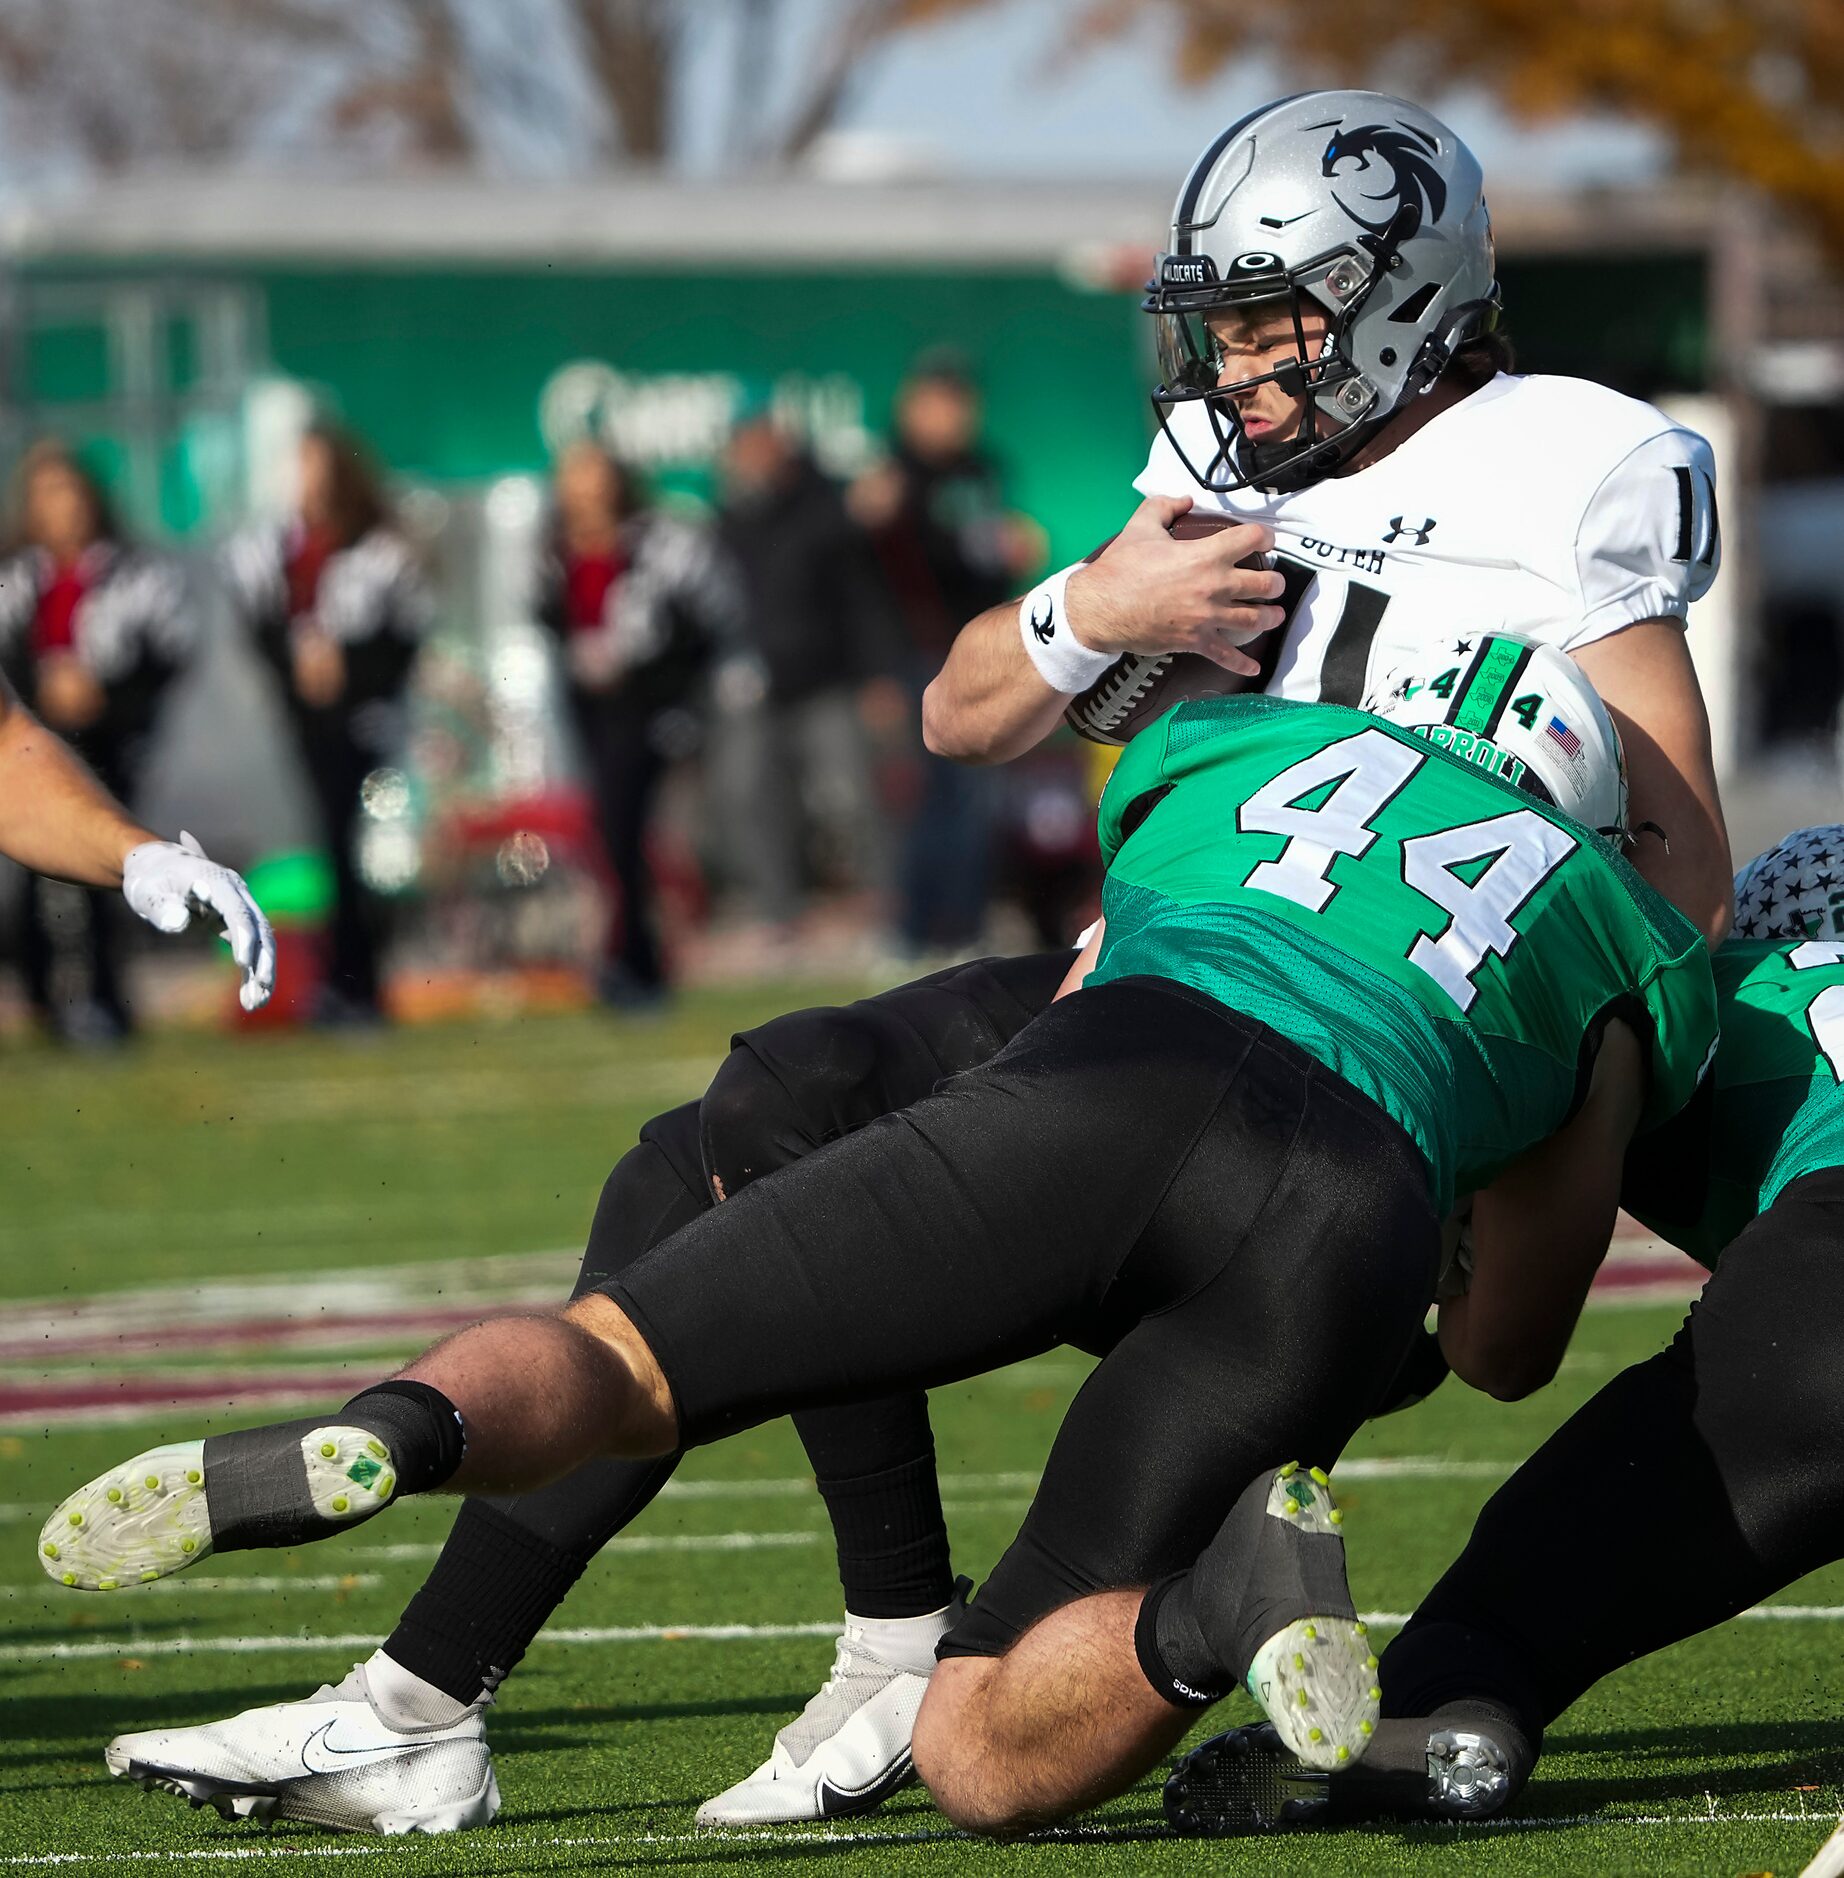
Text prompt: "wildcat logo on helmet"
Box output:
[[1315, 120, 1448, 239], [1160, 255, 1218, 287]]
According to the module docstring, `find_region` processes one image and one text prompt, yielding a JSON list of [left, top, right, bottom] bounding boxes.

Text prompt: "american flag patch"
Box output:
[[1544, 716, 1582, 759]]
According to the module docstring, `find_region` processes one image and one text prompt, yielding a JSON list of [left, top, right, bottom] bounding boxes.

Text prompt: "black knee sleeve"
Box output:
[[572, 1102, 709, 1297], [700, 1038, 822, 1199]]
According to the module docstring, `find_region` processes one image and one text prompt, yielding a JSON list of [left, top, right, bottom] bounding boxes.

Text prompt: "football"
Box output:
[[1062, 510, 1283, 747]]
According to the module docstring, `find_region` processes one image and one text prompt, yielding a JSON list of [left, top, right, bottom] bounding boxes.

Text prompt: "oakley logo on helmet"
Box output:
[[1229, 251, 1282, 273], [1315, 120, 1447, 239]]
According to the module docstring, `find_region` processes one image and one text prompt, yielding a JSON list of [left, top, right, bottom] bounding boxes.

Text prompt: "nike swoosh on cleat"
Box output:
[[816, 1752, 914, 1818], [298, 1719, 429, 1776]]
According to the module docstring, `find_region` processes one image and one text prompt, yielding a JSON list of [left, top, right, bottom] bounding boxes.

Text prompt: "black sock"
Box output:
[[386, 1500, 592, 1704], [814, 1450, 954, 1619], [339, 1380, 467, 1495], [1379, 1618, 1546, 1746]]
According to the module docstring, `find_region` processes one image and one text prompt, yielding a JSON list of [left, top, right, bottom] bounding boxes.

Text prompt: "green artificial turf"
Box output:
[[0, 993, 1839, 1876]]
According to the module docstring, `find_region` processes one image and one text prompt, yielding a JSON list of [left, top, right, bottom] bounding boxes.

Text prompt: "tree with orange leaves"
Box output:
[[1068, 0, 1844, 253]]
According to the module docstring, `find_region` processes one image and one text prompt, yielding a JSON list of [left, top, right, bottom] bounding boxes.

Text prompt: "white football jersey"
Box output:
[[1133, 373, 1721, 706]]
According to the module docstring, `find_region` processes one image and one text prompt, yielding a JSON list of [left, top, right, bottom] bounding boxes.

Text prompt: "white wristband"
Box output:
[[1019, 564, 1115, 695]]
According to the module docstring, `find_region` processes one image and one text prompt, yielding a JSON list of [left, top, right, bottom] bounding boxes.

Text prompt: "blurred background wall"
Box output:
[[0, 0, 1834, 1019]]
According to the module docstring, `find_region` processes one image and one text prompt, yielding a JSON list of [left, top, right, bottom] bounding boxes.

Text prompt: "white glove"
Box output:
[[122, 831, 277, 1012]]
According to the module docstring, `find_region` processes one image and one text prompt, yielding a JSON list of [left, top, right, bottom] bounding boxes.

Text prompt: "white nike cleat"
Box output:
[[105, 1665, 498, 1836], [40, 1427, 395, 1590], [695, 1606, 956, 1826]]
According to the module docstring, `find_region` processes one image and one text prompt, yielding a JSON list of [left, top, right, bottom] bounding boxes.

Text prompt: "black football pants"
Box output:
[[1383, 1167, 1844, 1738], [607, 979, 1440, 1657], [383, 951, 1068, 1696]]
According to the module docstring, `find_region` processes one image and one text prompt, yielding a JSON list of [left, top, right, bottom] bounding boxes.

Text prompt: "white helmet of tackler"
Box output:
[[1365, 634, 1627, 837], [1734, 825, 1844, 942]]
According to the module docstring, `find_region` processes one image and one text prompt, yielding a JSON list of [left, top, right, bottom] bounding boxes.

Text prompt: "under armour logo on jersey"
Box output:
[[1383, 516, 1437, 546], [1029, 592, 1056, 644]]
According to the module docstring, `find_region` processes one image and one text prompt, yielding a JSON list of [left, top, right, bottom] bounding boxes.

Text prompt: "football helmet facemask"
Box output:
[[1146, 90, 1498, 496]]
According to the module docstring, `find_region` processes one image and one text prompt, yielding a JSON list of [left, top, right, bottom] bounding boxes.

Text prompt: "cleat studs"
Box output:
[[144, 1475, 159, 1490], [61, 1572, 75, 1587], [1308, 1727, 1324, 1744], [141, 1569, 158, 1583], [1366, 1655, 1379, 1671], [320, 1442, 337, 1459], [1354, 1622, 1368, 1636], [1336, 1745, 1351, 1763], [1280, 1461, 1299, 1478], [186, 1471, 201, 1485], [106, 1488, 123, 1504], [1284, 1499, 1301, 1516], [1293, 1653, 1305, 1670], [1297, 1690, 1311, 1708], [98, 1578, 117, 1591], [1369, 1686, 1382, 1701], [1310, 1467, 1329, 1486], [180, 1538, 196, 1554], [1360, 1719, 1374, 1736], [1303, 1624, 1317, 1640], [376, 1473, 395, 1500], [68, 1512, 83, 1527], [367, 1440, 387, 1460], [1329, 1509, 1344, 1526], [331, 1495, 350, 1514], [42, 1543, 57, 1560]]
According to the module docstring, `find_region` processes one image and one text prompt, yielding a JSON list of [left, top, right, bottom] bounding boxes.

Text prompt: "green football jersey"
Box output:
[[1624, 938, 1844, 1267], [1090, 694, 1716, 1210]]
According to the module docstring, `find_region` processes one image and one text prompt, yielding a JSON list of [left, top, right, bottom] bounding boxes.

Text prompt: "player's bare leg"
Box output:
[[914, 1464, 1379, 1832], [402, 1296, 677, 1484], [914, 1591, 1189, 1833], [40, 1296, 675, 1588]]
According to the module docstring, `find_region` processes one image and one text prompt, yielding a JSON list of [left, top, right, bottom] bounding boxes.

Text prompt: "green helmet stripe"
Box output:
[[1450, 637, 1534, 738]]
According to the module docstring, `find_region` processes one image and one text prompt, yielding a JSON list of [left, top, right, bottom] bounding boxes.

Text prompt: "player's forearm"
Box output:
[[1571, 620, 1732, 944], [1443, 1026, 1643, 1399], [1625, 798, 1732, 947], [921, 602, 1069, 765], [0, 704, 154, 886]]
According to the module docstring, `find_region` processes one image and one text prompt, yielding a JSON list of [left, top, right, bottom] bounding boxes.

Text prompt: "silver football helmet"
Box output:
[[1145, 90, 1498, 494]]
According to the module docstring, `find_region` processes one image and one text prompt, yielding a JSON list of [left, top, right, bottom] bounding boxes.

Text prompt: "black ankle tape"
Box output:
[[1134, 1572, 1228, 1710], [203, 1417, 327, 1552], [341, 1380, 466, 1495]]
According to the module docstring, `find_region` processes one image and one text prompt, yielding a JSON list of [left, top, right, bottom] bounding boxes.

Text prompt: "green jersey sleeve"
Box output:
[[1627, 938, 1844, 1266]]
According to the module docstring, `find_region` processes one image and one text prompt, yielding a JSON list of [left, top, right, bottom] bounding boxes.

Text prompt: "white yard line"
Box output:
[[19, 1600, 1844, 1666], [0, 1250, 580, 1348], [0, 1458, 1515, 1532], [0, 1574, 382, 1600], [0, 1807, 1837, 1865]]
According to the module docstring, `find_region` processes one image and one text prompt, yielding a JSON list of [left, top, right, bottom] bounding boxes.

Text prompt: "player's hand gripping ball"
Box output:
[[1063, 511, 1282, 746]]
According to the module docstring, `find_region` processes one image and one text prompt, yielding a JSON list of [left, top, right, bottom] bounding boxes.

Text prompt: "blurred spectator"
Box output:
[[222, 421, 431, 1025], [536, 440, 742, 1008], [0, 441, 192, 1041], [716, 411, 904, 930], [852, 351, 1042, 955]]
